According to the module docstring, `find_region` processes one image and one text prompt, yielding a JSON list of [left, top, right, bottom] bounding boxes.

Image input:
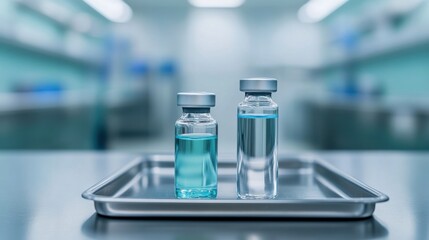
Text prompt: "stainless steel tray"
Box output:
[[82, 155, 388, 218]]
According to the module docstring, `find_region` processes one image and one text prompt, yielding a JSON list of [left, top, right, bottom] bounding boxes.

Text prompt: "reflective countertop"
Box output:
[[1, 151, 428, 239]]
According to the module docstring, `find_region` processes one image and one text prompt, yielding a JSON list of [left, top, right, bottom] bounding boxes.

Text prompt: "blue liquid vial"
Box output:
[[175, 92, 217, 199], [237, 78, 278, 199]]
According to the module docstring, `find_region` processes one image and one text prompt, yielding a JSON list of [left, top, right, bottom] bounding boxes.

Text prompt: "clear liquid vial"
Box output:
[[237, 78, 278, 199], [175, 92, 218, 199]]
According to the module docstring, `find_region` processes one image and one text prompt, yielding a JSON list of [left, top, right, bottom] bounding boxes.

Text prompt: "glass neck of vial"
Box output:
[[245, 92, 272, 101], [183, 108, 210, 113], [182, 108, 211, 117], [181, 108, 211, 120]]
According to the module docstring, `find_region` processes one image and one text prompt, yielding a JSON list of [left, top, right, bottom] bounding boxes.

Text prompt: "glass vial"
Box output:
[[237, 78, 278, 199], [175, 92, 218, 199]]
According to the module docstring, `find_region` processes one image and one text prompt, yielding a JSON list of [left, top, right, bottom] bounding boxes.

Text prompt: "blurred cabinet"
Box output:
[[0, 106, 94, 149], [300, 99, 429, 150]]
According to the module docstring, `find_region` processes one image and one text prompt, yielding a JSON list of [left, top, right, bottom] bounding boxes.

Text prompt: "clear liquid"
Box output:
[[237, 114, 278, 199], [175, 133, 217, 199]]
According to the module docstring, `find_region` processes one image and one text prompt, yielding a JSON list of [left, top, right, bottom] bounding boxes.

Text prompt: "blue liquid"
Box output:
[[175, 133, 217, 199], [237, 114, 278, 199]]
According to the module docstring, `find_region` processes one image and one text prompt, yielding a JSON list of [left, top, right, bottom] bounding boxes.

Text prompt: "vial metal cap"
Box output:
[[177, 92, 216, 108], [240, 77, 277, 92]]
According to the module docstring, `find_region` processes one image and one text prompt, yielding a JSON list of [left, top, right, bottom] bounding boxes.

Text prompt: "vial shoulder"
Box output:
[[175, 117, 217, 126], [238, 100, 278, 109], [175, 117, 217, 136], [238, 99, 278, 116]]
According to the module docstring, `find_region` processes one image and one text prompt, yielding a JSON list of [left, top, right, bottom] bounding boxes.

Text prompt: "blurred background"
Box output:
[[0, 0, 428, 153]]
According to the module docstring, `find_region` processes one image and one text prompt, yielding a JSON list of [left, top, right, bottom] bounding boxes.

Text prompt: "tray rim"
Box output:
[[82, 154, 389, 204]]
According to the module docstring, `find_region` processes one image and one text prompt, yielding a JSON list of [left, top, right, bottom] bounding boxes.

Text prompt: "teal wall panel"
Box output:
[[322, 0, 429, 98], [0, 0, 107, 92]]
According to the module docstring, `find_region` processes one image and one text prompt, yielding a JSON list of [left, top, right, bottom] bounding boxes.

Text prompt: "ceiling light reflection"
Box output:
[[298, 0, 348, 23], [188, 0, 245, 8], [83, 0, 132, 23]]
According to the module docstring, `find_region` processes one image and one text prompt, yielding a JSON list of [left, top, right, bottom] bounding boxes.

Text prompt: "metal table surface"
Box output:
[[1, 151, 428, 239]]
